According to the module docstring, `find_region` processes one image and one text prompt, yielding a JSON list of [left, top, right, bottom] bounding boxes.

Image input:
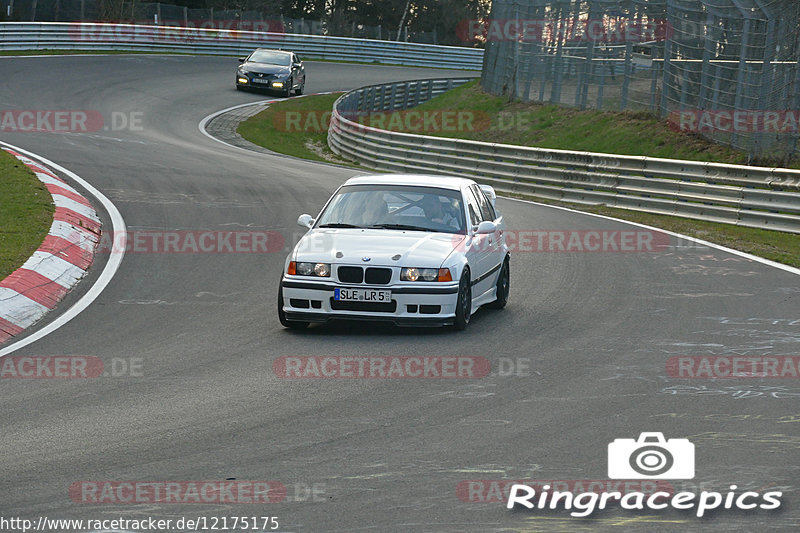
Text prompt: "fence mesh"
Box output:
[[480, 0, 800, 164]]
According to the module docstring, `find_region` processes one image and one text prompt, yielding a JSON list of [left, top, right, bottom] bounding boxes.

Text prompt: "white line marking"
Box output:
[[502, 196, 800, 276], [0, 142, 127, 356], [197, 92, 343, 153]]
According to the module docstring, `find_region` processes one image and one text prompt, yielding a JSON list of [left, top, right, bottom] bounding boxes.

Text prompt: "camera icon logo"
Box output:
[[608, 432, 694, 479]]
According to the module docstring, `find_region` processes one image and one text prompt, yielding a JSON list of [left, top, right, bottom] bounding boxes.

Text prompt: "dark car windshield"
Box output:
[[316, 184, 466, 235], [248, 51, 291, 66]]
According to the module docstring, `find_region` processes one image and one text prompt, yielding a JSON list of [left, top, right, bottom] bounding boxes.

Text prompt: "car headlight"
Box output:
[[401, 267, 452, 282], [288, 261, 330, 277]]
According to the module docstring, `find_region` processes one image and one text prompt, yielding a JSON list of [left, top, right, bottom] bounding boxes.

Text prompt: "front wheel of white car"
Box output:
[[453, 269, 471, 331], [488, 256, 510, 309], [278, 283, 309, 330]]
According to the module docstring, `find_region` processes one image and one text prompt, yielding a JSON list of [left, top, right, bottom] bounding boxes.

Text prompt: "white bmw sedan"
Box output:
[[278, 174, 510, 330]]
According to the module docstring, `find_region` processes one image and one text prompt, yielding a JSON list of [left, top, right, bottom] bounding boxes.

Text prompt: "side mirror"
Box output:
[[292, 62, 301, 69], [238, 57, 246, 63], [297, 214, 315, 229], [475, 221, 497, 235]]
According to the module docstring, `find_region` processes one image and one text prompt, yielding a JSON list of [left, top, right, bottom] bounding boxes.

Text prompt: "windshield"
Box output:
[[316, 185, 466, 234], [248, 50, 291, 66]]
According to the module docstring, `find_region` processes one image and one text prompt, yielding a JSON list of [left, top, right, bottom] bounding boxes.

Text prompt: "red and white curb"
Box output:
[[0, 148, 101, 343]]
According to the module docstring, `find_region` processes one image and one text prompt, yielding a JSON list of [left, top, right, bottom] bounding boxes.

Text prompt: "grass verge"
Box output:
[[0, 149, 55, 279], [236, 91, 800, 269], [236, 93, 357, 166]]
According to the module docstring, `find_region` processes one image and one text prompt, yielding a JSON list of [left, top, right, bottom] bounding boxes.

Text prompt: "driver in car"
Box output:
[[422, 195, 461, 231]]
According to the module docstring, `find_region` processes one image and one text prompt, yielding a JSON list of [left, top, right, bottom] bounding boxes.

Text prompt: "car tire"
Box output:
[[278, 283, 309, 330], [488, 256, 510, 309], [453, 269, 471, 331], [295, 82, 304, 96], [283, 79, 292, 98]]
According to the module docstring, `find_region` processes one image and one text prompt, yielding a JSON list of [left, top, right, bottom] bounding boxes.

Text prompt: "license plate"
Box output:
[[252, 78, 271, 84], [334, 288, 391, 302]]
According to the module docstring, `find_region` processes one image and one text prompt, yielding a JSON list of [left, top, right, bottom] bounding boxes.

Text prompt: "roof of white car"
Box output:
[[343, 174, 476, 191]]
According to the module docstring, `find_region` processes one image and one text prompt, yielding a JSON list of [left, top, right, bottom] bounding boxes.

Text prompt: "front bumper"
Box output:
[[280, 278, 460, 327], [236, 75, 288, 91]]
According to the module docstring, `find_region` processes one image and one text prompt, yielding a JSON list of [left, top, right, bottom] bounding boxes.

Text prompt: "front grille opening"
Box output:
[[365, 267, 392, 284], [310, 300, 322, 309], [330, 298, 397, 313], [407, 305, 418, 313], [419, 305, 441, 314], [290, 299, 310, 309], [338, 266, 363, 283]]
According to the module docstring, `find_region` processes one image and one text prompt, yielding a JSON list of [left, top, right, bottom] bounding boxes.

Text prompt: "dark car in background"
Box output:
[[236, 49, 305, 96]]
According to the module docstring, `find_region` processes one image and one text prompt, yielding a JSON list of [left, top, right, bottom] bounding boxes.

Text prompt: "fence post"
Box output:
[[659, 1, 674, 118], [731, 18, 751, 152]]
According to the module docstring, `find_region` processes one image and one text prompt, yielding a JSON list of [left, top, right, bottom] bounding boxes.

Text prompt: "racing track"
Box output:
[[1, 55, 799, 532]]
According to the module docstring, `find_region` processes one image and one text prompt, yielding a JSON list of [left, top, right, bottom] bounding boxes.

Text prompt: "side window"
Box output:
[[465, 190, 482, 227], [293, 54, 300, 64], [470, 186, 495, 222]]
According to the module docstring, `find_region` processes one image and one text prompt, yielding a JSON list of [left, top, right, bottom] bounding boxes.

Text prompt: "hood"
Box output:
[[293, 229, 464, 268], [241, 63, 290, 76]]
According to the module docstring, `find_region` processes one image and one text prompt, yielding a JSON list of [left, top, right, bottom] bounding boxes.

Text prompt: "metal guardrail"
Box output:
[[0, 22, 483, 70], [328, 79, 800, 234]]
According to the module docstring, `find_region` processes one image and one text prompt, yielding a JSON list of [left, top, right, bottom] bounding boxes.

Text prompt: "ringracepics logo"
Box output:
[[608, 432, 693, 479], [506, 433, 783, 517]]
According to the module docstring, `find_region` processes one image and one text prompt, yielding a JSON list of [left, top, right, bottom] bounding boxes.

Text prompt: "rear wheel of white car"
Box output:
[[453, 269, 471, 330], [488, 256, 510, 309], [278, 284, 309, 329]]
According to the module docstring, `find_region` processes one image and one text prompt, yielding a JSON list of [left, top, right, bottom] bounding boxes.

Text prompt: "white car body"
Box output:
[[278, 174, 509, 329]]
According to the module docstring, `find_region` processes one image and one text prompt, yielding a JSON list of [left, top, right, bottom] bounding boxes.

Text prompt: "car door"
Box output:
[[470, 185, 504, 297], [462, 187, 493, 299]]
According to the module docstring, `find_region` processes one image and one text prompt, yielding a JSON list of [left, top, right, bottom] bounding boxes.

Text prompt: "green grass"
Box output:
[[235, 89, 800, 269], [237, 93, 357, 166], [0, 149, 55, 279]]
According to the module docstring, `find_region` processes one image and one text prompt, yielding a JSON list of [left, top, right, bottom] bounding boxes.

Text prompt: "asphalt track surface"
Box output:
[[1, 55, 799, 532]]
